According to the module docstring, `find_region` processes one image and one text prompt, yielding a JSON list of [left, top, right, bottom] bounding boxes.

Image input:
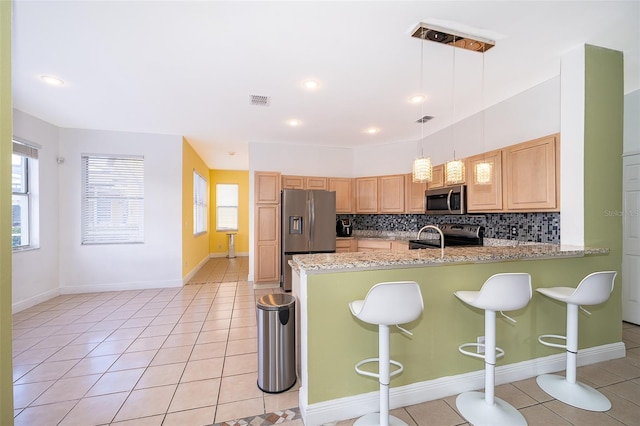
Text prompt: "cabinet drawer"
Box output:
[[357, 239, 392, 251]]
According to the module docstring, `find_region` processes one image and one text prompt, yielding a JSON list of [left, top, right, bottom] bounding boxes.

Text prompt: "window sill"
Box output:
[[12, 246, 40, 253]]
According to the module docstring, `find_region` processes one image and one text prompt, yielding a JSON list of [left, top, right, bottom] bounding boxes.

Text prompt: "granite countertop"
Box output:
[[290, 244, 609, 274]]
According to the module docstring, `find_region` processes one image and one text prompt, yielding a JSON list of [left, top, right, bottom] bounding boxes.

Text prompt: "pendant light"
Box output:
[[412, 29, 432, 183], [445, 39, 465, 186], [474, 49, 492, 185]]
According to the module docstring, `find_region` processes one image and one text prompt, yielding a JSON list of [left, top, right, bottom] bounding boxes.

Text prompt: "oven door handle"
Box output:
[[446, 189, 453, 213]]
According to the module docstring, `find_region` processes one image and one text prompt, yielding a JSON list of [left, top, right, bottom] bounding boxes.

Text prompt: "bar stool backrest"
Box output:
[[471, 273, 532, 312], [565, 271, 617, 305], [351, 281, 424, 326]]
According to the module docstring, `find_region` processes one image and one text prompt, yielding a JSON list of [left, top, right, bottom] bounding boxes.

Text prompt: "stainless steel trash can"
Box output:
[[257, 293, 296, 393]]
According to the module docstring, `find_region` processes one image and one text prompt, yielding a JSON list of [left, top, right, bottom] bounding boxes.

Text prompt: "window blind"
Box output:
[[193, 171, 207, 234], [81, 155, 144, 244], [216, 183, 238, 231]]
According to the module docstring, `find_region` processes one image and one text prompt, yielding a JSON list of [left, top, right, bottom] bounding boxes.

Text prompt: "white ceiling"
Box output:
[[11, 1, 640, 169]]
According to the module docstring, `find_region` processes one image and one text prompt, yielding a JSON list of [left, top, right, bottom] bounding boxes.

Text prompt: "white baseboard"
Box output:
[[12, 288, 61, 314], [61, 279, 183, 294], [301, 342, 626, 426]]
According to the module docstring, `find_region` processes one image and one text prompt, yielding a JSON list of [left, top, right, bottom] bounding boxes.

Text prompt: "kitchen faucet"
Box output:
[[417, 225, 444, 258]]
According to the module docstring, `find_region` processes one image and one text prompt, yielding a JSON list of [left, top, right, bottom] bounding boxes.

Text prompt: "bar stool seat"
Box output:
[[349, 281, 424, 426], [454, 273, 532, 426], [536, 271, 617, 412]]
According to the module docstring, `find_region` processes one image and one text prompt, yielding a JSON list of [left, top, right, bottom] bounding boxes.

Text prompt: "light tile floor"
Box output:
[[11, 257, 640, 425]]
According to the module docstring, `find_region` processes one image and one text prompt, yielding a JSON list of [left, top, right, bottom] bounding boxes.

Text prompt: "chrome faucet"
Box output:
[[417, 225, 444, 258]]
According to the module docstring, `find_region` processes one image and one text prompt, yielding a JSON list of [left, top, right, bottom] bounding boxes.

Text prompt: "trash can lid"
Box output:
[[257, 293, 295, 311]]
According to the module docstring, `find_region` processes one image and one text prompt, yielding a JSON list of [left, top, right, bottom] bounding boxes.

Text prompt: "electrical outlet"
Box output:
[[477, 336, 485, 354], [511, 226, 518, 236]]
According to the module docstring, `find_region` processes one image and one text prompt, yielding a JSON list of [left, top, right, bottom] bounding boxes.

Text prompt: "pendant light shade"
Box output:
[[445, 159, 465, 185], [474, 161, 492, 185], [413, 157, 432, 183]]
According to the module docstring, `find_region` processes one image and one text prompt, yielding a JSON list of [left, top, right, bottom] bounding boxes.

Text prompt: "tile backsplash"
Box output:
[[336, 212, 560, 244]]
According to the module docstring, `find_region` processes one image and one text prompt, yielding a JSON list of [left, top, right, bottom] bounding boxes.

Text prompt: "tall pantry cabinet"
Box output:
[[254, 172, 280, 284]]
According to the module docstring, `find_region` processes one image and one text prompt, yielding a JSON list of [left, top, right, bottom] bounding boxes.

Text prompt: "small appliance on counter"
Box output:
[[336, 218, 353, 237]]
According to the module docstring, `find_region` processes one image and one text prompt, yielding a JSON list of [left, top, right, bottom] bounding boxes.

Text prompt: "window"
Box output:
[[81, 155, 144, 244], [216, 183, 238, 231], [193, 171, 207, 234], [12, 140, 39, 250]]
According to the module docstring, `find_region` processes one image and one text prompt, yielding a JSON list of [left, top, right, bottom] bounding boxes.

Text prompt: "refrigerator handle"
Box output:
[[309, 191, 314, 249]]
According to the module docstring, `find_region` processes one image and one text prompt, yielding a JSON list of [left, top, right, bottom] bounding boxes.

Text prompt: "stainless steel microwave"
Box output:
[[425, 185, 466, 215]]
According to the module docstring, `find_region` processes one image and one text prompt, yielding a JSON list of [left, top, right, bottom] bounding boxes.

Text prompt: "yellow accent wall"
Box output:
[[0, 1, 14, 423], [209, 170, 249, 255], [182, 138, 210, 278]]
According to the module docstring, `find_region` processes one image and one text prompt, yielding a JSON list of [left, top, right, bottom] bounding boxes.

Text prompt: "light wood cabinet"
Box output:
[[391, 240, 409, 251], [304, 177, 328, 190], [282, 175, 328, 190], [254, 203, 280, 284], [336, 238, 356, 253], [428, 165, 445, 189], [504, 134, 559, 211], [405, 173, 427, 213], [281, 175, 304, 190], [379, 175, 405, 213], [355, 177, 378, 213], [356, 239, 392, 252], [466, 150, 504, 212], [255, 171, 281, 203], [329, 178, 354, 213]]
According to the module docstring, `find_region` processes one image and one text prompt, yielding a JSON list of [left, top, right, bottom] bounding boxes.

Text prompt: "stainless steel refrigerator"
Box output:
[[281, 189, 336, 291]]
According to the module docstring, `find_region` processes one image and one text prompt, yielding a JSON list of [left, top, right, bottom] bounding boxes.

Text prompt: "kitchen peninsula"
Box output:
[[290, 244, 623, 425]]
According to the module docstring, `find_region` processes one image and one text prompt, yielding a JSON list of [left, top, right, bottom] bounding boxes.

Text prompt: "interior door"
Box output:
[[623, 154, 640, 325]]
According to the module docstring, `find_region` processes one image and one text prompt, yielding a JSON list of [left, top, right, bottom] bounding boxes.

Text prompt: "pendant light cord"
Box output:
[[420, 34, 425, 156], [451, 39, 456, 161]]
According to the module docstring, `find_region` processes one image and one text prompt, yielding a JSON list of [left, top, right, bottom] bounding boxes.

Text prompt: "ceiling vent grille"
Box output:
[[411, 23, 495, 52], [416, 115, 434, 123], [250, 95, 270, 106]]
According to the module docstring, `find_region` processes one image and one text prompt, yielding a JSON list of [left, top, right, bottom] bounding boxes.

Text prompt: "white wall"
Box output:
[[624, 89, 640, 154], [560, 46, 586, 246], [353, 77, 561, 176], [58, 128, 183, 293], [12, 110, 61, 311]]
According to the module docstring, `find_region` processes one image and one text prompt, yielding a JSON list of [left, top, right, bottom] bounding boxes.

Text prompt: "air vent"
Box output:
[[411, 23, 495, 52], [250, 95, 270, 106], [416, 115, 434, 123]]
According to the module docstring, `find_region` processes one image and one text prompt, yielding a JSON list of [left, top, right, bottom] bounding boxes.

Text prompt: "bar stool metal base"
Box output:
[[536, 374, 611, 411], [353, 413, 408, 426], [456, 391, 527, 426]]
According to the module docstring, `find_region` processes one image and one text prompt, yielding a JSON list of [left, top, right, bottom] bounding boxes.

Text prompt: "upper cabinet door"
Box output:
[[504, 134, 559, 211], [355, 177, 378, 213], [329, 178, 354, 213], [466, 150, 504, 212], [405, 173, 427, 213], [282, 175, 304, 190], [255, 171, 281, 204], [428, 164, 444, 189], [379, 175, 405, 213], [304, 177, 328, 190]]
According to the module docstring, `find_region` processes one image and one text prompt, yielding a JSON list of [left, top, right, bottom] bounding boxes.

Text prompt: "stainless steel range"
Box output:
[[409, 224, 484, 249]]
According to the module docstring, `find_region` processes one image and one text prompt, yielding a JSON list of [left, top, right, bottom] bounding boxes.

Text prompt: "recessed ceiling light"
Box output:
[[287, 119, 302, 127], [364, 127, 380, 135], [40, 75, 65, 86], [410, 94, 426, 104], [302, 79, 320, 90]]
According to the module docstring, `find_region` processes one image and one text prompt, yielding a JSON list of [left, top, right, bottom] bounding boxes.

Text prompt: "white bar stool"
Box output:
[[536, 271, 617, 411], [454, 273, 532, 426], [349, 281, 424, 426]]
